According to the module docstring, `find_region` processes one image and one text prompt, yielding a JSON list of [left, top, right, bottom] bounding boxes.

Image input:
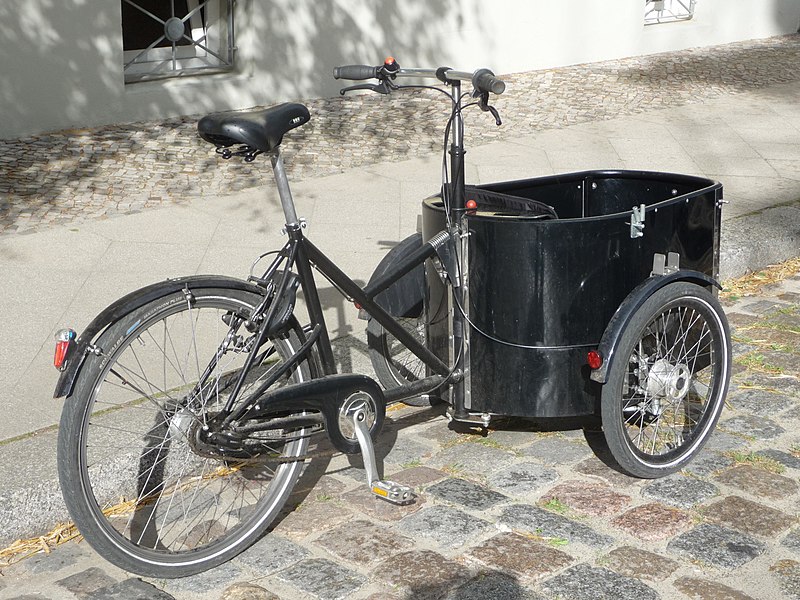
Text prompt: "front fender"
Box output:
[[590, 270, 721, 384], [54, 275, 266, 399], [367, 233, 425, 318]]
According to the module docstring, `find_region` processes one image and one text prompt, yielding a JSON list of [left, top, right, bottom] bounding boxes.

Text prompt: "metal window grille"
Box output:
[[645, 0, 697, 25], [122, 0, 236, 83]]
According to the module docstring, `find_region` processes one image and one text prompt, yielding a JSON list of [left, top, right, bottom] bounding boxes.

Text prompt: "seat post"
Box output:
[[270, 150, 299, 226]]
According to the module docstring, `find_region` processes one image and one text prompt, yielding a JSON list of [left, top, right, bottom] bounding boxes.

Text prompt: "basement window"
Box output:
[[122, 0, 236, 83], [645, 0, 696, 25]]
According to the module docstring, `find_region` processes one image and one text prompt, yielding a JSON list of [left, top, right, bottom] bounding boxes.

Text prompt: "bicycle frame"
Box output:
[[215, 76, 474, 423]]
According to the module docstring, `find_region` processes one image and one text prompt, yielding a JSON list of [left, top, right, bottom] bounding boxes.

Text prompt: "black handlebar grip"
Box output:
[[472, 68, 506, 95], [333, 65, 379, 80]]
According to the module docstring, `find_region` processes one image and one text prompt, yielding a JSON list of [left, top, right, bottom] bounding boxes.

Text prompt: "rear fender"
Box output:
[[590, 270, 721, 384], [54, 275, 267, 399]]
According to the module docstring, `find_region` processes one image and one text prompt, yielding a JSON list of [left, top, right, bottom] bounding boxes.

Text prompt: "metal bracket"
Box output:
[[445, 407, 492, 428], [651, 252, 680, 276], [352, 408, 414, 505], [628, 204, 646, 239], [216, 145, 264, 162], [433, 232, 459, 285]]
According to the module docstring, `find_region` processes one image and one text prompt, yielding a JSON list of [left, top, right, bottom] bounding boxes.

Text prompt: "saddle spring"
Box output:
[[216, 145, 264, 162]]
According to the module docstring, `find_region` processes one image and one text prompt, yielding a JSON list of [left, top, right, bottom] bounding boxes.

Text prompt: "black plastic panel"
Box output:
[[422, 170, 722, 418]]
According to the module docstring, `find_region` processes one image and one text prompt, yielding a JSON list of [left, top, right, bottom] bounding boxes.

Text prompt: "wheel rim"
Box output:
[[76, 293, 309, 565], [620, 295, 727, 464]]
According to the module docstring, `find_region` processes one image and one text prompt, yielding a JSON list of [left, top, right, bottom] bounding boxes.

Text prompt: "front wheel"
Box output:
[[601, 282, 731, 478], [366, 233, 436, 407], [367, 314, 430, 406], [58, 286, 316, 577]]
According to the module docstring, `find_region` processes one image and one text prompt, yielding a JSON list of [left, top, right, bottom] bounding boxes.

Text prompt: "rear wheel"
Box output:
[[601, 282, 731, 478], [58, 286, 316, 577]]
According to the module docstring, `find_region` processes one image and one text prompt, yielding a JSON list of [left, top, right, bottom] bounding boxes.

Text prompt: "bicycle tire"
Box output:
[[58, 285, 316, 577], [600, 282, 731, 478]]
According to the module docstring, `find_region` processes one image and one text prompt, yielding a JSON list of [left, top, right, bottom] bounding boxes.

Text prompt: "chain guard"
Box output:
[[184, 374, 386, 462], [236, 374, 387, 455]]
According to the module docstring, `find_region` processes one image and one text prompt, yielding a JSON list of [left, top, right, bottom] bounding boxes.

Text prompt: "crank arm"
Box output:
[[351, 407, 414, 505]]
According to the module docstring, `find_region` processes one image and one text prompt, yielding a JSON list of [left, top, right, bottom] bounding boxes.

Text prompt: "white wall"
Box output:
[[1, 0, 798, 139]]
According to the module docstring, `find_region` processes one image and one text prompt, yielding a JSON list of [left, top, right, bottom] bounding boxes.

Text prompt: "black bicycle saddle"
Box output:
[[197, 102, 311, 153]]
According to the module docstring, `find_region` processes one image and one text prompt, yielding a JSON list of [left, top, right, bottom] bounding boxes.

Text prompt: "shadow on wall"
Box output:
[[252, 0, 482, 101], [0, 2, 131, 138], [0, 0, 489, 139]]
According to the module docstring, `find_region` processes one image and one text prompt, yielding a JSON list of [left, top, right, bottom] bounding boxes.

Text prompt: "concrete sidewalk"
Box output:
[[0, 49, 799, 599]]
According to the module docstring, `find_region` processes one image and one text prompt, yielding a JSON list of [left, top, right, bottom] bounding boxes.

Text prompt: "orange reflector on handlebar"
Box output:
[[465, 199, 477, 210]]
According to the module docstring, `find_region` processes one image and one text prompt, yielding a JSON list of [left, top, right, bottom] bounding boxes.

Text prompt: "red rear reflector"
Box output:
[[54, 341, 70, 369], [465, 199, 478, 210], [587, 350, 603, 370], [54, 329, 76, 370]]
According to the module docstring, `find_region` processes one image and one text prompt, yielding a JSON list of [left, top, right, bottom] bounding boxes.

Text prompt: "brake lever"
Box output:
[[339, 81, 391, 95], [486, 105, 502, 126], [475, 91, 502, 126]]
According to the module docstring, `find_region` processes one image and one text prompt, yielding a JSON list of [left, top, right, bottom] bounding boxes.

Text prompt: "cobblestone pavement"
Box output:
[[1, 269, 798, 599], [2, 34, 800, 235]]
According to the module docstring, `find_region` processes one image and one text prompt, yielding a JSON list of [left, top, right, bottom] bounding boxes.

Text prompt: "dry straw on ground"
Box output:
[[0, 522, 82, 569], [722, 257, 800, 300]]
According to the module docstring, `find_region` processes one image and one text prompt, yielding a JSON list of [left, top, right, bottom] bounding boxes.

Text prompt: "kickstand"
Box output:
[[351, 407, 415, 505]]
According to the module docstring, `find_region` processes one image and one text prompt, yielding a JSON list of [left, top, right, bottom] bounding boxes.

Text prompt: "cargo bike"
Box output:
[[53, 59, 732, 577]]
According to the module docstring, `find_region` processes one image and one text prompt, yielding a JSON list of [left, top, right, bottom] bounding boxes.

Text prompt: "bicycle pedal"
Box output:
[[371, 480, 415, 505]]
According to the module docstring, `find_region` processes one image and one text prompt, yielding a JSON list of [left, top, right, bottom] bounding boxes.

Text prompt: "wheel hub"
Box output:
[[168, 407, 195, 440], [646, 358, 692, 402], [187, 413, 277, 460]]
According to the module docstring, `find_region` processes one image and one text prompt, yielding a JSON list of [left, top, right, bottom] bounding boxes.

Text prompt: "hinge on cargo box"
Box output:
[[651, 252, 680, 277], [628, 204, 646, 239]]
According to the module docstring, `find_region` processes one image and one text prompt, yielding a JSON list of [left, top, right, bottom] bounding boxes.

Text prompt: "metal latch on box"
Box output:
[[651, 252, 680, 276], [628, 204, 646, 239]]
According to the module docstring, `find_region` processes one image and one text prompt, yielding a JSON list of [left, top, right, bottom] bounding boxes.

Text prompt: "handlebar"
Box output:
[[333, 59, 506, 96], [333, 65, 380, 81], [472, 68, 506, 95]]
